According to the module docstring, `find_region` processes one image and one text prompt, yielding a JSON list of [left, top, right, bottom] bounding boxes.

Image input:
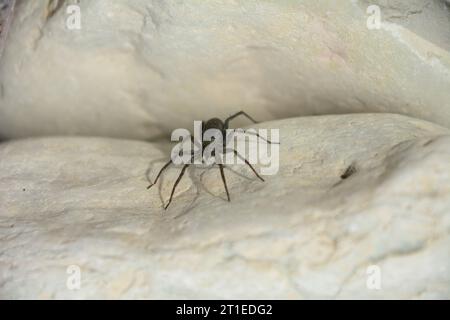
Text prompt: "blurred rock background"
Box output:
[[0, 0, 449, 140]]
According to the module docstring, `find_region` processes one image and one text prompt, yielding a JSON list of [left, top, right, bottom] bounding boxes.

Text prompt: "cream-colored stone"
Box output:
[[0, 1, 449, 139], [0, 114, 449, 299]]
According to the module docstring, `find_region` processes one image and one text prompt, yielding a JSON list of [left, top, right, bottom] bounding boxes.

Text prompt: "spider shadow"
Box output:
[[197, 163, 257, 198], [173, 163, 256, 219], [146, 155, 258, 218]]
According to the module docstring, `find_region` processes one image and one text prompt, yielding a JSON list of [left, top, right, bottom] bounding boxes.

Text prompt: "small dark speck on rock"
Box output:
[[341, 164, 357, 180]]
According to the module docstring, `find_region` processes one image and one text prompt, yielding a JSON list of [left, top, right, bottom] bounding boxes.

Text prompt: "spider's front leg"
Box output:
[[225, 148, 265, 182], [241, 130, 280, 145], [148, 144, 196, 209], [148, 134, 199, 190], [218, 164, 230, 202], [147, 160, 172, 189], [164, 163, 191, 210]]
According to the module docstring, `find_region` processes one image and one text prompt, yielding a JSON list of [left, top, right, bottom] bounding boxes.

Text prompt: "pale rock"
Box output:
[[0, 0, 450, 140], [0, 114, 449, 299]]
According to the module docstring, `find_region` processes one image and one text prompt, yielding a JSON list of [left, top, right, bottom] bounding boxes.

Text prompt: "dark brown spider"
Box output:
[[147, 111, 277, 209]]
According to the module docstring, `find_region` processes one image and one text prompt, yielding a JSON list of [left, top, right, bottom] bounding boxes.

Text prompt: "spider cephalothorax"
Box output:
[[147, 111, 276, 209]]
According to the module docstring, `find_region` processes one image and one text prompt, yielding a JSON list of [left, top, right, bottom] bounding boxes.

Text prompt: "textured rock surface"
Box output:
[[0, 0, 450, 140], [0, 0, 15, 58], [1, 114, 449, 299], [360, 0, 450, 51]]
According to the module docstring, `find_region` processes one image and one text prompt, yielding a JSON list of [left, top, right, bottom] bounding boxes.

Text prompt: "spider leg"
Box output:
[[147, 160, 173, 189], [227, 149, 265, 182], [164, 164, 190, 210], [233, 129, 280, 145], [224, 111, 258, 128], [219, 164, 230, 201]]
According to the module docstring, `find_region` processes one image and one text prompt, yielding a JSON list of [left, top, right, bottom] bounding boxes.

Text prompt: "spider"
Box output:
[[147, 111, 277, 209]]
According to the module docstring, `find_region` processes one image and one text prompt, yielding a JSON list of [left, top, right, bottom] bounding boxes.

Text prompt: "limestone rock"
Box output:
[[0, 1, 450, 140], [0, 114, 449, 299]]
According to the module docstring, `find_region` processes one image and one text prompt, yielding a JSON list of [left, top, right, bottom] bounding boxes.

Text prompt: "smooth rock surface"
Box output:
[[0, 114, 449, 299], [0, 0, 450, 140]]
